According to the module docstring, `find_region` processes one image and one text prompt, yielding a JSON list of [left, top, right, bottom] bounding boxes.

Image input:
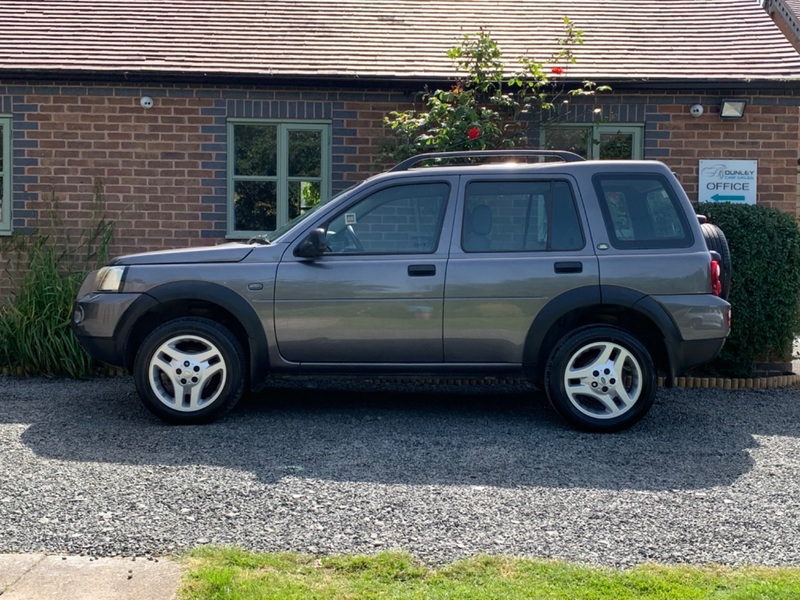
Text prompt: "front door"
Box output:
[[274, 180, 454, 364]]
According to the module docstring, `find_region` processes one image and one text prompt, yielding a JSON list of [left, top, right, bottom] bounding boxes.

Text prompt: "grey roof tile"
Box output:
[[0, 0, 798, 81]]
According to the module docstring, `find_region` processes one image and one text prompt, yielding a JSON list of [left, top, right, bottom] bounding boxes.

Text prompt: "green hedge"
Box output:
[[697, 202, 800, 376]]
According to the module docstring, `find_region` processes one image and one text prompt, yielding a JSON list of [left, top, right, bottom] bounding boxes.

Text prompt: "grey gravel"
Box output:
[[1, 374, 799, 567]]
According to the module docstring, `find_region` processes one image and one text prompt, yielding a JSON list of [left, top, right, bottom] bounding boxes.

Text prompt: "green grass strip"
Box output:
[[180, 547, 800, 600]]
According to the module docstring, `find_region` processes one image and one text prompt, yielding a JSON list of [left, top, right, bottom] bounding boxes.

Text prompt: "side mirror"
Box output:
[[294, 228, 327, 258]]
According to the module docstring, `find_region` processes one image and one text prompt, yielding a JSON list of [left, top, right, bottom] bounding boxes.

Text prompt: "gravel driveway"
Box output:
[[1, 375, 799, 567]]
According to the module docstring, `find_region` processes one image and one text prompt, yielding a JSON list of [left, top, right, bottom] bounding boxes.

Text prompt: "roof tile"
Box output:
[[0, 0, 797, 81]]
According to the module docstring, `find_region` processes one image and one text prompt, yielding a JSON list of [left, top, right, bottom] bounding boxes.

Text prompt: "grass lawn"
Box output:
[[180, 547, 800, 599]]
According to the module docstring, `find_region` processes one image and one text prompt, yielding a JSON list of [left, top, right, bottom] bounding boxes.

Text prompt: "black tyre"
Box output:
[[133, 317, 245, 424], [700, 222, 732, 300], [544, 326, 657, 432]]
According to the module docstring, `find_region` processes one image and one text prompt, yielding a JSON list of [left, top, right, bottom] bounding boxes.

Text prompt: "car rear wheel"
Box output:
[[545, 326, 656, 432], [133, 317, 245, 424]]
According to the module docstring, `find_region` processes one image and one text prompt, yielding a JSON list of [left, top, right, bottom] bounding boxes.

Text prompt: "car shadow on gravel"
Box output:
[[3, 375, 799, 491]]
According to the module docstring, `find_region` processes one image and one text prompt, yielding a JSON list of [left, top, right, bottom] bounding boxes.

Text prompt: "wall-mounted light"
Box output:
[[720, 99, 747, 119], [140, 96, 154, 109]]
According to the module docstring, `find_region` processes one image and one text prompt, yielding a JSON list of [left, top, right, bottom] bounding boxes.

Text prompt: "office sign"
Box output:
[[698, 160, 757, 204]]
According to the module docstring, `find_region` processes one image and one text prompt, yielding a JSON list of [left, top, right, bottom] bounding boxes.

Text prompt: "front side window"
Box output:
[[542, 124, 643, 160], [0, 116, 10, 235], [228, 120, 330, 236], [325, 183, 450, 255], [593, 174, 692, 249], [462, 180, 584, 252]]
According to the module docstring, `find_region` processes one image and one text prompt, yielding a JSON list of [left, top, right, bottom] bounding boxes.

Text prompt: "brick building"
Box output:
[[0, 0, 799, 264]]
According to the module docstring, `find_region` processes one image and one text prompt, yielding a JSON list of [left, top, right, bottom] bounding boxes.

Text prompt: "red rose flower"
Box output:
[[551, 66, 564, 75], [468, 126, 480, 140]]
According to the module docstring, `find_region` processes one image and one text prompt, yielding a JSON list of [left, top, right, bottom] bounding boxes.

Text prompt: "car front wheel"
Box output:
[[545, 326, 656, 432], [133, 317, 245, 424]]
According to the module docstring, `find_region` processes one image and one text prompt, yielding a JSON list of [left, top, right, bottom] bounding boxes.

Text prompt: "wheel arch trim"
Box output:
[[522, 285, 602, 369], [118, 280, 270, 390], [524, 285, 682, 382]]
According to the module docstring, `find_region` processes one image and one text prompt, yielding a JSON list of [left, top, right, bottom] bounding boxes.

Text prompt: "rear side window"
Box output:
[[462, 180, 584, 252], [593, 174, 693, 249]]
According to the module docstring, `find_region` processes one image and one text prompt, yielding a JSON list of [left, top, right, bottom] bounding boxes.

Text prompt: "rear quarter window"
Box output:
[[592, 173, 693, 249]]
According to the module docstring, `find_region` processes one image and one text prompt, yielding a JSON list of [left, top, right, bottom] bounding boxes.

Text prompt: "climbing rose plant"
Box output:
[[379, 17, 609, 163]]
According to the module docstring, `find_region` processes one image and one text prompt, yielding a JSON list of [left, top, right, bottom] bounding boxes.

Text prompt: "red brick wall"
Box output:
[[21, 91, 220, 254], [0, 82, 414, 298], [651, 99, 799, 215], [1, 82, 798, 302], [0, 83, 412, 256]]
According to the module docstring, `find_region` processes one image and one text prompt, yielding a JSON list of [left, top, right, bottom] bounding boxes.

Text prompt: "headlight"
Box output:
[[94, 266, 127, 292]]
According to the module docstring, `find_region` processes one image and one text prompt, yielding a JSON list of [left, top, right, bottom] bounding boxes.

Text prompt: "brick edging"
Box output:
[[2, 368, 798, 390], [658, 374, 799, 389]]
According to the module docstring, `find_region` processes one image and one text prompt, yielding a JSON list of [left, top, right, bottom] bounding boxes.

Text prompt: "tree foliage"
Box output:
[[379, 18, 610, 163]]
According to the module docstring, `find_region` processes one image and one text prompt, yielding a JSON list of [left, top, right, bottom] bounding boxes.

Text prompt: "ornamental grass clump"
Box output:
[[0, 185, 114, 377]]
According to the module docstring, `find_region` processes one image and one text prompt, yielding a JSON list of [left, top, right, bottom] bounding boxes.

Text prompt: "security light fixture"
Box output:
[[720, 99, 747, 119]]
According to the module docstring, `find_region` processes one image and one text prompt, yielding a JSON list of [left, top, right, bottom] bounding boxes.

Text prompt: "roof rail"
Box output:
[[388, 150, 586, 172]]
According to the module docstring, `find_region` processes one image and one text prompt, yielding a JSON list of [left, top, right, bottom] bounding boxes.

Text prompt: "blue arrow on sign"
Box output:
[[710, 194, 746, 202]]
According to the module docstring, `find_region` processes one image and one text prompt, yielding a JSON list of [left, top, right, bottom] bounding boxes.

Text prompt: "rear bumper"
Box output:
[[665, 337, 727, 386], [674, 337, 727, 372], [650, 293, 730, 384]]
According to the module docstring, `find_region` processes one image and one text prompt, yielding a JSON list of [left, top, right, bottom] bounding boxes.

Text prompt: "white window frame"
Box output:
[[227, 119, 331, 237], [541, 123, 644, 160], [0, 115, 11, 235]]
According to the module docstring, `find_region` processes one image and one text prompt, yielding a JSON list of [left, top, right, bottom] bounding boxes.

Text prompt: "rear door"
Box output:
[[444, 175, 600, 363]]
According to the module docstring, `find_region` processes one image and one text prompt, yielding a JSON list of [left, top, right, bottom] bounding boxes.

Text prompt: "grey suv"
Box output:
[[72, 150, 731, 432]]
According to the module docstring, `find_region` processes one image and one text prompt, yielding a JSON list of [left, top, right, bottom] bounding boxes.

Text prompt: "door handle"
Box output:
[[408, 264, 436, 277], [554, 261, 583, 274]]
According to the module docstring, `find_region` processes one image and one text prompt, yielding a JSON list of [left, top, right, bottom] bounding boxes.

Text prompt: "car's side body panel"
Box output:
[[274, 254, 449, 362], [443, 172, 601, 363], [71, 153, 732, 430], [443, 254, 600, 363], [273, 175, 458, 364]]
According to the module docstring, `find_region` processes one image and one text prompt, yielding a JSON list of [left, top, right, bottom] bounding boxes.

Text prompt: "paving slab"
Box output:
[[0, 554, 46, 591], [0, 554, 183, 600]]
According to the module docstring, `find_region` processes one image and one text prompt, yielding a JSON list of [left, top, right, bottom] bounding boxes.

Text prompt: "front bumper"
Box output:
[[71, 292, 149, 367]]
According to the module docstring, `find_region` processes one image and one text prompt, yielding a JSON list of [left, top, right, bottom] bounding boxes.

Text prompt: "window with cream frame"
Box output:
[[228, 120, 331, 237], [541, 124, 643, 160]]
